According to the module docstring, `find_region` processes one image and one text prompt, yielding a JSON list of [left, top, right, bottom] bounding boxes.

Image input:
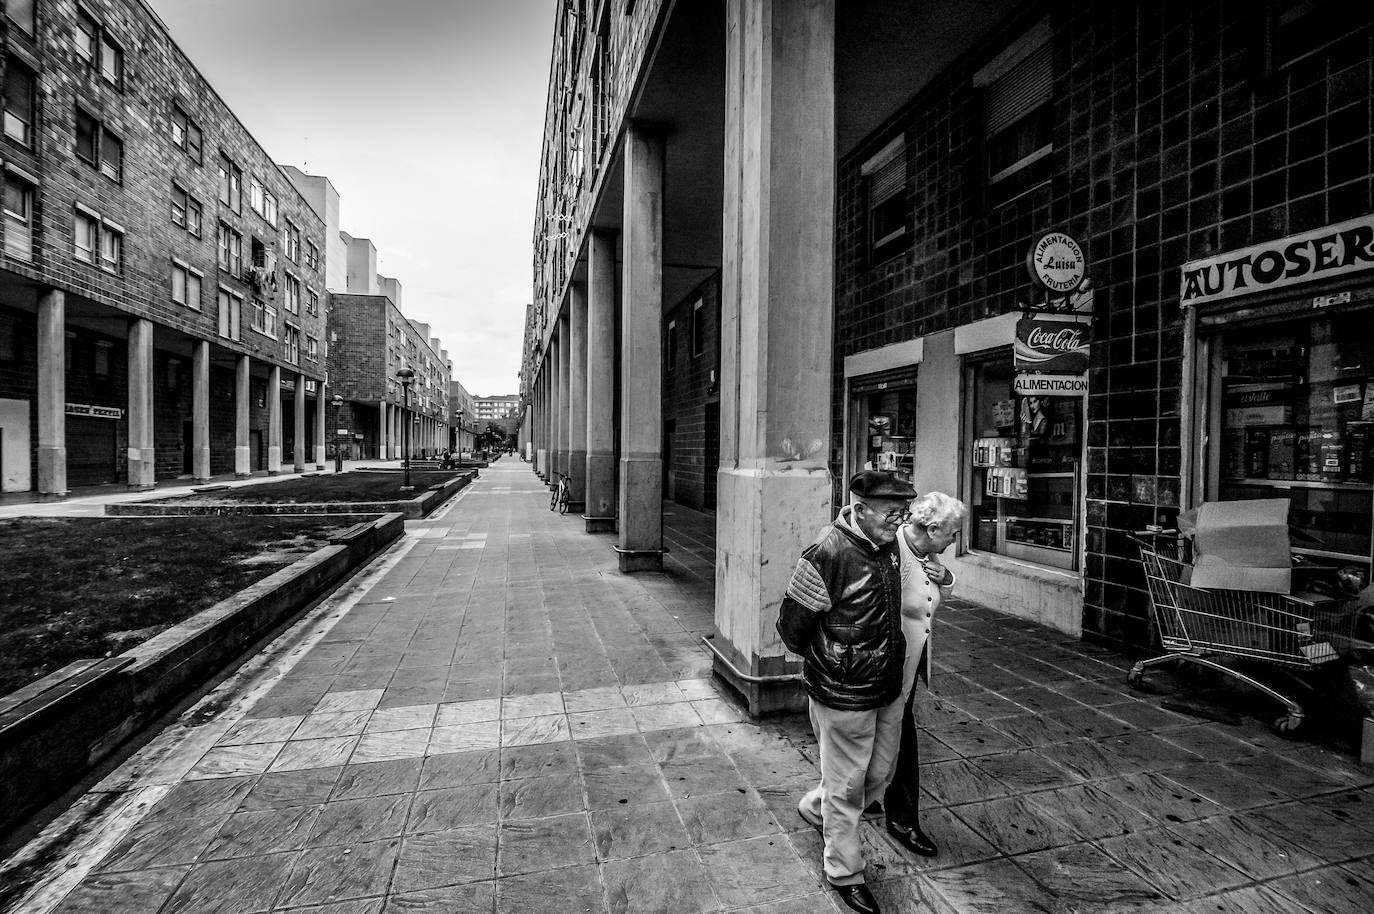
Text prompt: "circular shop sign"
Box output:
[[1027, 232, 1086, 293]]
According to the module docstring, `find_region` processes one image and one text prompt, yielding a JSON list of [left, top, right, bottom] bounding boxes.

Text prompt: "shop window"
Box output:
[[976, 22, 1054, 184], [3, 174, 34, 261], [966, 351, 1082, 571], [1209, 312, 1373, 573], [861, 138, 910, 264], [3, 61, 35, 146], [850, 375, 918, 486]]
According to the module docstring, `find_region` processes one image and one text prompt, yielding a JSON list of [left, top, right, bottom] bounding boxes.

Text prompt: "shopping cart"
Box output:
[[1128, 532, 1348, 736]]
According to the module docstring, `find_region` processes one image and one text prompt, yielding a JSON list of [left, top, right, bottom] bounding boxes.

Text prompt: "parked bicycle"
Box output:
[[550, 473, 571, 514]]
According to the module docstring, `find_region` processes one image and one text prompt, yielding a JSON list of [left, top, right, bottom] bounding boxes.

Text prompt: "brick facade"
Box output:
[[832, 2, 1374, 650], [661, 272, 720, 511], [0, 0, 328, 488]]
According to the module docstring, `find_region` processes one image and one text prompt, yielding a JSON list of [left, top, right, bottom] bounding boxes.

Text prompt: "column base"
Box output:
[[618, 454, 663, 558], [37, 445, 68, 496], [614, 545, 666, 573], [235, 473, 253, 479], [705, 630, 807, 716], [584, 451, 616, 520], [564, 500, 586, 514], [234, 446, 250, 477], [127, 447, 156, 489], [583, 515, 616, 534]]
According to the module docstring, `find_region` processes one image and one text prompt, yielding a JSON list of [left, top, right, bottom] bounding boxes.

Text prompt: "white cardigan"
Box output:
[[896, 524, 955, 687]]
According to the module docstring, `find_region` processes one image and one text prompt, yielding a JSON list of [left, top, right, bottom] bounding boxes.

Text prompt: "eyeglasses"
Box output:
[[861, 503, 911, 524]]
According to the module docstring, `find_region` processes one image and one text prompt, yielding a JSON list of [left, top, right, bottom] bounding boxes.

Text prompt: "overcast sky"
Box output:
[[149, 0, 555, 397]]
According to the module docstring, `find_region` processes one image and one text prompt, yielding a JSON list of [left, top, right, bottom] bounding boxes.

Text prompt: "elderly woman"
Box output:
[[881, 491, 966, 857]]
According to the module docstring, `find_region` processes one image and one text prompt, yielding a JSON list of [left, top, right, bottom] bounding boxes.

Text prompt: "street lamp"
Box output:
[[455, 410, 465, 459], [331, 394, 344, 474], [396, 367, 415, 491]]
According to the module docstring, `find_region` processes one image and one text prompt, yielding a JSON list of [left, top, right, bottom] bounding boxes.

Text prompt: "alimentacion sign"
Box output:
[[1179, 213, 1374, 307], [1017, 231, 1092, 396]]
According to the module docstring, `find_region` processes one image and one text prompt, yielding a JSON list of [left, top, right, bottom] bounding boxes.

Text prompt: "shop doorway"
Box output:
[[67, 417, 118, 487], [250, 429, 263, 471], [847, 368, 919, 487]]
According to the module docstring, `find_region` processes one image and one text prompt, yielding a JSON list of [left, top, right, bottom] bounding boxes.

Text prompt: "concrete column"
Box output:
[[535, 365, 547, 477], [36, 289, 67, 495], [234, 355, 251, 476], [616, 122, 665, 572], [550, 325, 564, 482], [192, 340, 211, 481], [293, 373, 306, 472], [378, 401, 388, 460], [714, 0, 836, 713], [127, 318, 155, 488], [266, 365, 282, 473], [585, 230, 617, 531], [393, 405, 401, 459], [314, 386, 327, 469], [567, 283, 588, 513]]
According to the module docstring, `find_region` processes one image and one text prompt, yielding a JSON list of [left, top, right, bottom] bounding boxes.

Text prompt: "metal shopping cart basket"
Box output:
[[1127, 532, 1348, 736]]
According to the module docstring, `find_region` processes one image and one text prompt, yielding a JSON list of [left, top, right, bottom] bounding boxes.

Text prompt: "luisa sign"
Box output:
[[1016, 232, 1092, 396]]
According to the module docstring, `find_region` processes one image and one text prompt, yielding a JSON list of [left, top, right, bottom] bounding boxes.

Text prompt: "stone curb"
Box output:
[[103, 470, 476, 519], [0, 512, 405, 838]]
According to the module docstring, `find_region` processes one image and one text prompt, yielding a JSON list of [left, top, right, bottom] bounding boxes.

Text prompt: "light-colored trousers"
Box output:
[[799, 693, 906, 885]]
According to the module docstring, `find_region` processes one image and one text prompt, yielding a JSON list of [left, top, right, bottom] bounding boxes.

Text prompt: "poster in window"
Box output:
[[868, 414, 891, 435]]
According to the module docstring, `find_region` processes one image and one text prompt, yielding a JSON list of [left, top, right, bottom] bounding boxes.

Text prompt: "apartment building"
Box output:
[[0, 0, 329, 493]]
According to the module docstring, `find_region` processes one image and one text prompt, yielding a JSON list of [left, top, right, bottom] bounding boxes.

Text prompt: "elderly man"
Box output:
[[881, 491, 966, 857], [777, 470, 916, 914]]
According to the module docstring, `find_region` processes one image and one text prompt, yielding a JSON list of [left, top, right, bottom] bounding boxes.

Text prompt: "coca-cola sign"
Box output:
[[1014, 317, 1090, 373]]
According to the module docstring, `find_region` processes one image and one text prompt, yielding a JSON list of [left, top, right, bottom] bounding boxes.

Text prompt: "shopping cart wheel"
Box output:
[[1126, 665, 1145, 690], [1271, 714, 1305, 738]]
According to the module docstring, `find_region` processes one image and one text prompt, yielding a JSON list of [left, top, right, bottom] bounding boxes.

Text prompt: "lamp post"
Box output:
[[396, 367, 415, 491], [331, 394, 344, 474]]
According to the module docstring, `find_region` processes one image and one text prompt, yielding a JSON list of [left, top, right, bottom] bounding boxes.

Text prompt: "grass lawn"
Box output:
[[0, 517, 350, 697], [152, 470, 468, 504]]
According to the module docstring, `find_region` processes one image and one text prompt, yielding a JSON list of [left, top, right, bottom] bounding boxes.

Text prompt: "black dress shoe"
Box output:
[[834, 882, 882, 914], [886, 819, 938, 856]]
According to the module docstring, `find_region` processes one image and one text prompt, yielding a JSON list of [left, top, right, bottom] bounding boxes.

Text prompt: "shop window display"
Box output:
[[849, 374, 917, 486], [966, 353, 1081, 571], [1212, 312, 1373, 571]]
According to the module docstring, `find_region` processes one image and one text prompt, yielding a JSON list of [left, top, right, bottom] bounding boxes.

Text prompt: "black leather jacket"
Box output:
[[776, 511, 905, 711]]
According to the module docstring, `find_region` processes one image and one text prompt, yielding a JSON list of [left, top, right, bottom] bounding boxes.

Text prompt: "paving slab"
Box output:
[[5, 460, 1374, 913]]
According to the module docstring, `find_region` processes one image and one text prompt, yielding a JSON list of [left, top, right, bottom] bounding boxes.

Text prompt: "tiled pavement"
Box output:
[[4, 460, 1374, 913]]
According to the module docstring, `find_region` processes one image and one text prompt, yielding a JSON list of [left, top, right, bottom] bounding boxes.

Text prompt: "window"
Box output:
[[95, 341, 111, 376], [217, 222, 242, 275], [3, 174, 34, 260], [74, 10, 122, 88], [690, 299, 705, 358], [263, 190, 277, 226], [305, 241, 319, 271], [3, 62, 34, 145], [7, 0, 35, 34], [74, 210, 98, 262], [284, 324, 300, 364], [666, 319, 678, 369], [171, 185, 203, 237], [171, 105, 202, 163], [250, 298, 277, 337], [217, 286, 242, 341], [218, 154, 241, 212], [306, 288, 320, 316], [976, 23, 1054, 183], [75, 109, 122, 181], [249, 176, 264, 215], [172, 261, 202, 309], [306, 335, 318, 362], [100, 223, 122, 272], [966, 351, 1081, 571], [283, 219, 300, 262], [862, 138, 910, 263], [283, 273, 300, 313]]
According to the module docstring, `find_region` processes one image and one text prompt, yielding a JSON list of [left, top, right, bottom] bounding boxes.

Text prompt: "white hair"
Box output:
[[909, 492, 967, 528]]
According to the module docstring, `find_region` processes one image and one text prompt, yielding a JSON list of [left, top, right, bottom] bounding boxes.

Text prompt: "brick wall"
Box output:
[[833, 1, 1374, 650], [662, 272, 720, 511]]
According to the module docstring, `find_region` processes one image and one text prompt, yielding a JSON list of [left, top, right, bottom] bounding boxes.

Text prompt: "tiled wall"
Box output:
[[833, 1, 1374, 650], [661, 272, 721, 512]]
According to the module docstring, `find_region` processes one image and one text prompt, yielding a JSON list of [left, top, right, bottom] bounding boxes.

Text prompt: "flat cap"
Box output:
[[848, 470, 917, 500]]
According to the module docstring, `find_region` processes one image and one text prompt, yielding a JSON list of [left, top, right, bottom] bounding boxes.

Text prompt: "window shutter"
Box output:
[[985, 40, 1051, 137], [869, 151, 906, 205]]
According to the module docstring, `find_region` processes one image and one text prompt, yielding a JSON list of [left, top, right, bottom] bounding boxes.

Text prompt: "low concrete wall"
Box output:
[[105, 471, 475, 520], [0, 513, 404, 839]]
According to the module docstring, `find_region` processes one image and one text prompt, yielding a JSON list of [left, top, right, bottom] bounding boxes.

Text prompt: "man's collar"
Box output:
[[835, 504, 881, 551]]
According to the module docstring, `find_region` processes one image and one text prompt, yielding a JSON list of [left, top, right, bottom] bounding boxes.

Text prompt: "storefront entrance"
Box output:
[[67, 417, 118, 487], [847, 367, 918, 487]]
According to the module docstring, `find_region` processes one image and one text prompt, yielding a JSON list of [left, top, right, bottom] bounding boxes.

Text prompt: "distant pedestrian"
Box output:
[[777, 470, 915, 914], [878, 491, 966, 859]]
